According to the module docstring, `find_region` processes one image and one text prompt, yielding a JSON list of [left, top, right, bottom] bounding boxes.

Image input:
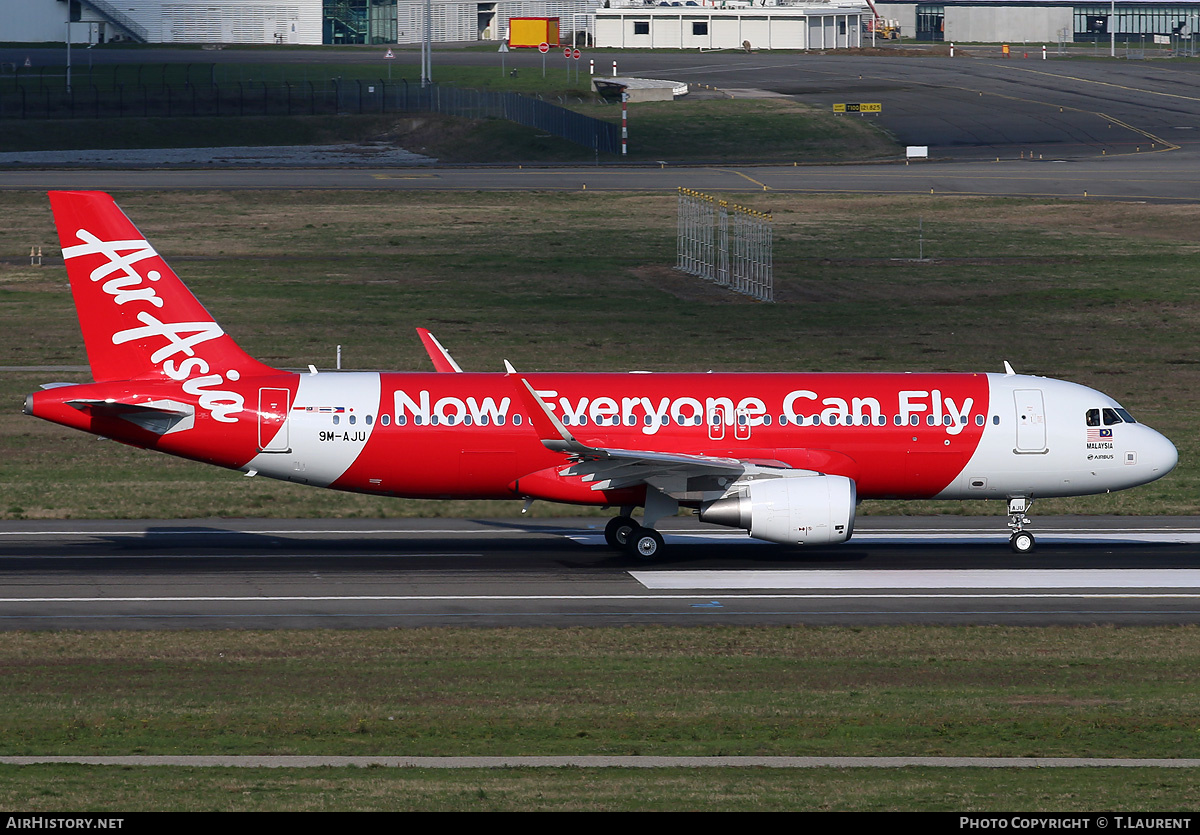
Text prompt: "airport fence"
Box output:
[[0, 71, 621, 154], [676, 187, 774, 303]]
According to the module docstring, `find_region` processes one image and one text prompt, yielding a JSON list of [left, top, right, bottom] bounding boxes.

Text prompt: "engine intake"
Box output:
[[699, 474, 856, 546]]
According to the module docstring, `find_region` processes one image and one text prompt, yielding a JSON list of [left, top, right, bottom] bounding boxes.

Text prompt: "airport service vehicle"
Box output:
[[23, 192, 1178, 557]]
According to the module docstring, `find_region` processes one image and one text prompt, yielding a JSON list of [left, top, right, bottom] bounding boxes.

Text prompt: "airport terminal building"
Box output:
[[0, 0, 602, 45], [1, 0, 1197, 45], [874, 0, 1200, 44]]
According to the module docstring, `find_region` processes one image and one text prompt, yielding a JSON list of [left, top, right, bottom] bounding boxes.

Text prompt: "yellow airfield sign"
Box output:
[[833, 103, 882, 113]]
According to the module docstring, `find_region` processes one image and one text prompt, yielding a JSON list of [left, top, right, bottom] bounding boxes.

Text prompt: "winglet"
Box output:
[[512, 375, 587, 454], [1003, 361, 1016, 376], [416, 328, 463, 373]]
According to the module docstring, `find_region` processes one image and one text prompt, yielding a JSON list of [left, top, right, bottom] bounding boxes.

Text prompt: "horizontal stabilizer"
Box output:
[[67, 398, 195, 435]]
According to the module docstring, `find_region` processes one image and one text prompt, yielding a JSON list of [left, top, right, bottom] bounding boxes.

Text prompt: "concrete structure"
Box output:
[[593, 76, 689, 100], [594, 5, 867, 49]]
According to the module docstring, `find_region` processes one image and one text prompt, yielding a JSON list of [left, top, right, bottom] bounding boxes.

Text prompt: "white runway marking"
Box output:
[[631, 569, 1200, 591]]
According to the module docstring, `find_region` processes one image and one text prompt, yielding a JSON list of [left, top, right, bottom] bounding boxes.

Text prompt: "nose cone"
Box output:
[[1147, 428, 1179, 481]]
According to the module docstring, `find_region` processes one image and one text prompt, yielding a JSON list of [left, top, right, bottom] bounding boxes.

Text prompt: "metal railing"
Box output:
[[677, 187, 773, 303], [80, 0, 150, 42]]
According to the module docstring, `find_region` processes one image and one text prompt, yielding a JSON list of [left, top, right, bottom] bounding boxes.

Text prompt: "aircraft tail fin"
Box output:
[[48, 191, 278, 383]]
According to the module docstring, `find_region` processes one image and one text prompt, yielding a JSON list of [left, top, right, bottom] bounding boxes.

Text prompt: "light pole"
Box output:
[[1110, 0, 1116, 57], [421, 0, 432, 87]]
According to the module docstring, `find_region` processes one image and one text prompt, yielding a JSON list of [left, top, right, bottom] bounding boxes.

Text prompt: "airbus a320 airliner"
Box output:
[[24, 192, 1178, 557]]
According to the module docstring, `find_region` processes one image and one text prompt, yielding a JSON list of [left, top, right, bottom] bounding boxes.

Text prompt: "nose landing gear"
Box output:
[[1007, 497, 1035, 553]]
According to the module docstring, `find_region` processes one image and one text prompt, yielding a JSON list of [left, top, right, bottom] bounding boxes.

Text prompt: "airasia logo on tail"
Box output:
[[63, 227, 245, 423]]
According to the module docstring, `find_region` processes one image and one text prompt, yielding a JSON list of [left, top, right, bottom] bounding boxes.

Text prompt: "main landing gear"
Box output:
[[604, 514, 664, 560], [604, 491, 676, 560], [1007, 497, 1035, 554]]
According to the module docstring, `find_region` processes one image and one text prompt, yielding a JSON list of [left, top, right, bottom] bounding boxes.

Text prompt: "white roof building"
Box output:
[[594, 4, 870, 49]]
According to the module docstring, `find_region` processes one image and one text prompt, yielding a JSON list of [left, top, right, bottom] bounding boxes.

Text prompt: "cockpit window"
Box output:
[[1089, 407, 1136, 426]]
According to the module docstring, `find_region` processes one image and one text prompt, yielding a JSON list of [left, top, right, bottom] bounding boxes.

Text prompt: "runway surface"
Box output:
[[2, 156, 1198, 203], [2, 516, 1199, 628]]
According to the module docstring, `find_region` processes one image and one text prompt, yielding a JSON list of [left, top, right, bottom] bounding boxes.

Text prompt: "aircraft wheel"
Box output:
[[628, 527, 664, 561], [604, 516, 638, 549], [1010, 530, 1036, 554]]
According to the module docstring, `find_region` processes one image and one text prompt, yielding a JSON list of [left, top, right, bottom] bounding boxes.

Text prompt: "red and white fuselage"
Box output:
[[24, 191, 1177, 554]]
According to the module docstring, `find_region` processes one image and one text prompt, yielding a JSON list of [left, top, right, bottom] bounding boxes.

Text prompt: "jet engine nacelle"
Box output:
[[699, 474, 856, 546]]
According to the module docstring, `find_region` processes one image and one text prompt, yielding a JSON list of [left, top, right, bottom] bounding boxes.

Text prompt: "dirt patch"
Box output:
[[629, 265, 761, 303], [1005, 696, 1123, 707], [372, 113, 590, 163]]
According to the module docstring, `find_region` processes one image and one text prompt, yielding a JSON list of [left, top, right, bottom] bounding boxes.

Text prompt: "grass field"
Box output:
[[6, 764, 1199, 812], [0, 59, 898, 162], [1, 188, 1196, 520], [0, 626, 1198, 811], [0, 100, 897, 163]]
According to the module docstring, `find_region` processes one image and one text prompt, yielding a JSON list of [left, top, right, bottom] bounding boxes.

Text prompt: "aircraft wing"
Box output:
[[512, 374, 803, 497]]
